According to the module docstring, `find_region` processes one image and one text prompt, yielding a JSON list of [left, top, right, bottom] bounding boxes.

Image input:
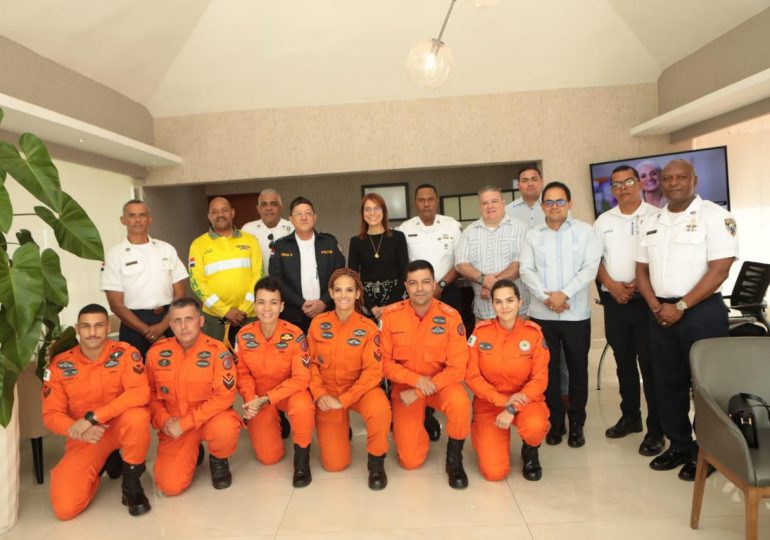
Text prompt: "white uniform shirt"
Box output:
[[636, 196, 738, 298], [296, 234, 321, 301], [100, 237, 188, 309], [519, 218, 602, 321], [242, 218, 294, 267], [593, 201, 658, 291], [396, 214, 461, 280], [505, 198, 546, 230], [456, 215, 527, 319]]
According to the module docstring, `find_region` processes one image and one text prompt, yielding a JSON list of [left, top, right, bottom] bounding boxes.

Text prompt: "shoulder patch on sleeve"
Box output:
[[43, 368, 51, 381], [467, 335, 477, 347]]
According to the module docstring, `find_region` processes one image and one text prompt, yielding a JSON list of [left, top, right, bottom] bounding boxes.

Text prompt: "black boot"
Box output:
[[424, 407, 441, 442], [196, 443, 205, 467], [121, 462, 151, 516], [445, 438, 469, 489], [292, 444, 312, 488], [367, 453, 388, 490], [279, 411, 291, 440], [521, 443, 543, 481], [101, 449, 123, 480], [209, 455, 232, 490]]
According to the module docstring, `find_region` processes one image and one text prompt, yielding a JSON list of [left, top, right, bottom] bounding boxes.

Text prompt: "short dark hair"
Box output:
[[517, 165, 542, 180], [78, 304, 109, 320], [490, 279, 520, 299], [255, 276, 282, 299], [542, 181, 572, 202], [406, 259, 435, 278], [122, 199, 147, 213], [289, 197, 315, 213], [169, 297, 202, 314], [414, 183, 438, 198], [611, 165, 639, 180]]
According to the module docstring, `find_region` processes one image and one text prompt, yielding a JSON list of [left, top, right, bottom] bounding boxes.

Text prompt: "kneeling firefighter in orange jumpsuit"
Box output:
[[380, 259, 471, 489], [145, 297, 241, 495], [307, 268, 391, 490], [466, 279, 550, 481], [235, 276, 315, 487], [42, 304, 151, 520]]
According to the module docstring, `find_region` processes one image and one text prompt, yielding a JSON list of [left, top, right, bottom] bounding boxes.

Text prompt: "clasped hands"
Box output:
[[242, 395, 270, 419], [68, 418, 107, 444], [302, 300, 327, 319], [399, 376, 436, 406], [651, 302, 683, 328], [495, 393, 529, 430], [544, 291, 570, 313], [479, 273, 500, 300]]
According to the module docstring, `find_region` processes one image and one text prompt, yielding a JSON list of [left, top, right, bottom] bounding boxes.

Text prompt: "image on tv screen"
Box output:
[[589, 146, 729, 217]]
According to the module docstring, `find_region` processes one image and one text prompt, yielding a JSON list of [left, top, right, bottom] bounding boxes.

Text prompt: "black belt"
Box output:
[[656, 297, 683, 304], [131, 306, 168, 315]]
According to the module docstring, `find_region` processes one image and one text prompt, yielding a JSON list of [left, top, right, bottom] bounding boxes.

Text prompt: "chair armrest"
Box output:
[[730, 302, 767, 311], [693, 384, 753, 483]]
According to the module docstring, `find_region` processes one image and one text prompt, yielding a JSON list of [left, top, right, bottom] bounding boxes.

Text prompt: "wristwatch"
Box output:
[[505, 404, 517, 415], [675, 300, 688, 312], [438, 280, 448, 289], [84, 411, 98, 426], [477, 273, 485, 285]]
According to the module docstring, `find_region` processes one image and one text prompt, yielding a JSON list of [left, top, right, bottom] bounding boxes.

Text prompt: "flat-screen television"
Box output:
[[589, 146, 730, 217]]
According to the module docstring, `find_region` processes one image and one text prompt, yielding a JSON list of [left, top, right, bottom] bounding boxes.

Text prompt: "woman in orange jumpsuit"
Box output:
[[466, 279, 550, 481], [235, 276, 315, 487], [307, 268, 391, 489]]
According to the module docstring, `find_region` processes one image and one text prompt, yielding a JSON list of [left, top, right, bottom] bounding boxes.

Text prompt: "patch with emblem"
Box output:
[[347, 338, 361, 346], [467, 335, 477, 347], [132, 351, 141, 362], [276, 342, 289, 349], [320, 322, 332, 330], [479, 342, 493, 351], [110, 350, 124, 360], [43, 369, 51, 381], [519, 340, 531, 352], [160, 386, 169, 394], [246, 341, 259, 349], [104, 358, 120, 368], [42, 384, 52, 398], [196, 359, 211, 368], [374, 350, 382, 362], [159, 350, 173, 358], [159, 358, 171, 367], [724, 218, 737, 236], [222, 374, 235, 390], [133, 364, 145, 375], [377, 319, 383, 330], [321, 331, 334, 339], [219, 351, 232, 360], [241, 332, 255, 340], [300, 340, 308, 352], [374, 335, 381, 347], [431, 326, 445, 335], [296, 334, 306, 343], [432, 316, 446, 324], [353, 328, 366, 337], [198, 351, 212, 359], [56, 361, 74, 370], [223, 357, 233, 370], [301, 356, 311, 368], [63, 368, 78, 377], [457, 323, 465, 336], [280, 332, 294, 341]]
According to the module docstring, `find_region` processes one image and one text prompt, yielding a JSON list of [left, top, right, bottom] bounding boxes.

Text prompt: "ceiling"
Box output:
[[1, 0, 769, 119]]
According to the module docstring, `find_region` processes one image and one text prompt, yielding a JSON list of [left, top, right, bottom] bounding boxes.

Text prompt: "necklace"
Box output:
[[368, 233, 384, 259]]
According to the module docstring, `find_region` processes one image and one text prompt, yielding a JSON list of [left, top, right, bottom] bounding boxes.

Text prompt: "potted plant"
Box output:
[[0, 107, 103, 532]]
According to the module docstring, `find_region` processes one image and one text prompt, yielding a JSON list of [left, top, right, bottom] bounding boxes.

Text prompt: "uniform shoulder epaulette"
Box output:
[[151, 336, 174, 346], [202, 335, 227, 349], [280, 320, 303, 335], [438, 301, 460, 318], [51, 345, 78, 363], [356, 313, 379, 331], [474, 319, 494, 330], [523, 319, 542, 332], [382, 300, 407, 316]]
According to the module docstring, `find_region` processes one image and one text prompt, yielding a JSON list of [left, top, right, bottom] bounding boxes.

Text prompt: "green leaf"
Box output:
[[0, 232, 6, 251], [41, 249, 68, 307], [0, 306, 42, 373], [34, 192, 103, 260], [0, 138, 62, 212], [0, 363, 19, 428], [0, 243, 44, 333], [15, 228, 36, 246], [0, 178, 11, 233]]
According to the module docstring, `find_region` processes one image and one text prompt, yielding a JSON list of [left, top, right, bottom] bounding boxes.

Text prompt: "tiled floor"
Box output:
[[3, 342, 769, 539]]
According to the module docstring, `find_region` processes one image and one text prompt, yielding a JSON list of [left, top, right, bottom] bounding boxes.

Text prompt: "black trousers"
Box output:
[[601, 291, 662, 437], [648, 293, 728, 455], [118, 307, 172, 360], [530, 318, 591, 429]]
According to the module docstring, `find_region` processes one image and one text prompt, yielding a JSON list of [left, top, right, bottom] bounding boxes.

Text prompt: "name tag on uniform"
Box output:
[[646, 230, 658, 235], [407, 234, 418, 237], [125, 261, 138, 266]]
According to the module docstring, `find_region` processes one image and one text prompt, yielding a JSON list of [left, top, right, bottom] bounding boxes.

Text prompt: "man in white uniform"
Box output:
[[242, 188, 294, 266], [636, 158, 738, 481]]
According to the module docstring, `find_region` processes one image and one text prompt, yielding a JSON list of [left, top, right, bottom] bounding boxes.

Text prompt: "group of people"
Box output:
[[41, 158, 738, 520]]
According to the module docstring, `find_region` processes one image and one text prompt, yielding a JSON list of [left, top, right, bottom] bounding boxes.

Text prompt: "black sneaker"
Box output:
[[209, 455, 232, 490]]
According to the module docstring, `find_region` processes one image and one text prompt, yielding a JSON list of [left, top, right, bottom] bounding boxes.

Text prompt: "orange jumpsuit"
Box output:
[[235, 320, 315, 464], [146, 333, 241, 496], [308, 311, 391, 471], [380, 299, 470, 469], [466, 318, 550, 481], [42, 341, 150, 520]]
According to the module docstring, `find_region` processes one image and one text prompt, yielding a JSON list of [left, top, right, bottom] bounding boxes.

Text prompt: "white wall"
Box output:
[[5, 159, 134, 325]]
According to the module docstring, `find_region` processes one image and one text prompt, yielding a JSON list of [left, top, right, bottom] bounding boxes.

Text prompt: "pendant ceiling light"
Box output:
[[405, 0, 457, 89]]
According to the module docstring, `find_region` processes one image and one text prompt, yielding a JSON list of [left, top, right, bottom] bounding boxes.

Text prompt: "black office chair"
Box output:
[[724, 261, 770, 337]]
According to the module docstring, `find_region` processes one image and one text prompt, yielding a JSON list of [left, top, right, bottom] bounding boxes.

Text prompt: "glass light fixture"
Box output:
[[406, 0, 457, 89]]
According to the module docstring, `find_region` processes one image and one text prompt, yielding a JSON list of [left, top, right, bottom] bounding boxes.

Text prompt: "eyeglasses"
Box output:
[[610, 178, 637, 190], [543, 199, 568, 208], [363, 206, 382, 214]]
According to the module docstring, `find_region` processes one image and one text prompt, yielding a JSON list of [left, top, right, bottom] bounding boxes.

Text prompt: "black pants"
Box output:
[[119, 307, 172, 360], [648, 293, 728, 455], [601, 291, 662, 437], [530, 318, 591, 429]]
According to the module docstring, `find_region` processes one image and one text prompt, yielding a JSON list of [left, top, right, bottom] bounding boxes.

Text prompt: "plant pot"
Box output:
[[0, 386, 20, 534]]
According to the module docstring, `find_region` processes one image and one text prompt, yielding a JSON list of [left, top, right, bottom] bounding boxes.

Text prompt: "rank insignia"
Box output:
[[347, 338, 361, 346], [159, 358, 171, 367], [301, 357, 311, 368], [321, 331, 334, 340], [724, 218, 737, 236], [43, 384, 51, 398], [222, 375, 235, 390], [133, 364, 145, 375], [276, 342, 289, 349], [196, 359, 211, 368], [519, 340, 531, 352], [198, 351, 212, 359], [431, 326, 445, 335], [280, 332, 294, 341], [353, 328, 367, 337], [432, 316, 446, 324], [479, 342, 493, 351], [374, 351, 381, 362], [320, 322, 332, 330]]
